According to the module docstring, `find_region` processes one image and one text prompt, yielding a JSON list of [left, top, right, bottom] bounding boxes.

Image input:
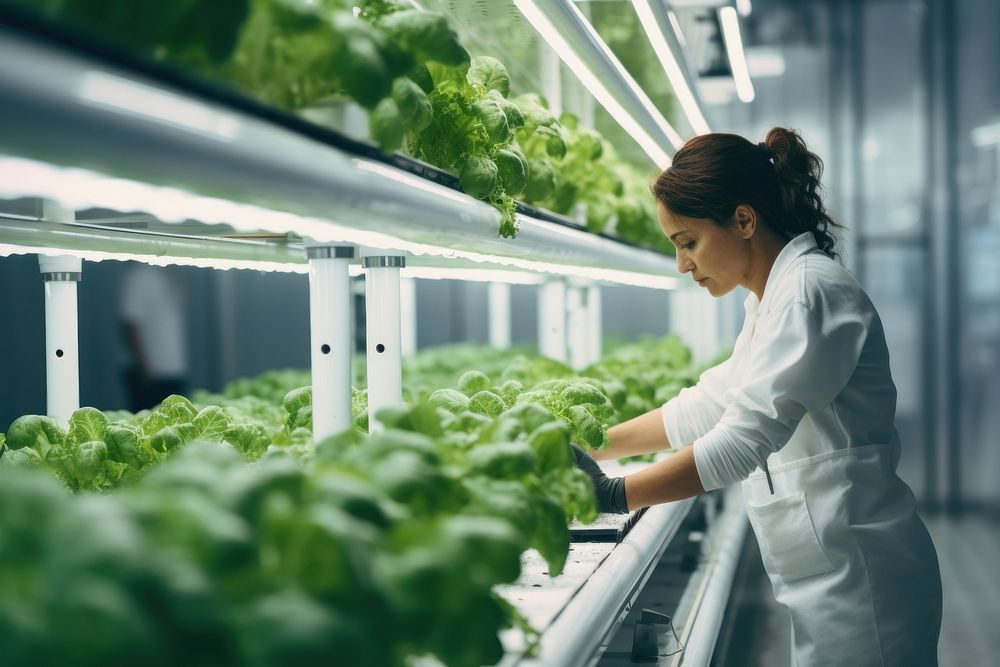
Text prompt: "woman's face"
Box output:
[[656, 203, 752, 297]]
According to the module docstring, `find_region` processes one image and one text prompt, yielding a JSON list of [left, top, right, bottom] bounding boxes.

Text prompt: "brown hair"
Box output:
[[651, 127, 842, 259]]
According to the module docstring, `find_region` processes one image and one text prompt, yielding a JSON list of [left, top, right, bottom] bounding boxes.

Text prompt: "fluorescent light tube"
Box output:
[[719, 6, 755, 103], [0, 243, 309, 273], [632, 0, 711, 135], [514, 0, 679, 165], [0, 157, 679, 289]]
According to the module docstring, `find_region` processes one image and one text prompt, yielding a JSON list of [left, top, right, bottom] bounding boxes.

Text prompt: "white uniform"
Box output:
[[662, 233, 942, 666]]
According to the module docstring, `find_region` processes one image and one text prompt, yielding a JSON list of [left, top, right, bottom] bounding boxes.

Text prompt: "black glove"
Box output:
[[571, 444, 629, 514]]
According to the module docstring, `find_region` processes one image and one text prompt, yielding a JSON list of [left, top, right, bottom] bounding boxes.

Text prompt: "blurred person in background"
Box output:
[[572, 128, 942, 666], [120, 262, 189, 412]]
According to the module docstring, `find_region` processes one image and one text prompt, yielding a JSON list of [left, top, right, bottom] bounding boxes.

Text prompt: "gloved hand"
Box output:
[[571, 444, 629, 514]]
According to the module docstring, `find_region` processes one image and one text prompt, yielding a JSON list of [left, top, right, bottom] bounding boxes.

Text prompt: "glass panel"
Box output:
[[956, 0, 1000, 504], [858, 0, 929, 498], [860, 0, 926, 239]]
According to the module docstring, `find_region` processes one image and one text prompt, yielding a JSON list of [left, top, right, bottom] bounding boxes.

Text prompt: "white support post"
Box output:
[[587, 284, 602, 365], [488, 282, 512, 350], [363, 252, 405, 433], [540, 39, 562, 117], [567, 285, 589, 371], [400, 276, 417, 357], [670, 287, 721, 365], [39, 254, 82, 427], [306, 244, 355, 442], [538, 280, 567, 362]]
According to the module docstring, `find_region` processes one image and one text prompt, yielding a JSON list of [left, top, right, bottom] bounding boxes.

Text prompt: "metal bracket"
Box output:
[[41, 272, 82, 282], [306, 245, 355, 259], [362, 255, 406, 268], [631, 608, 685, 662]]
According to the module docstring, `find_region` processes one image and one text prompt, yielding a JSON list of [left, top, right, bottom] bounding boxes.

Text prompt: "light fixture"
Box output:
[[514, 0, 680, 166], [0, 243, 309, 273], [631, 0, 711, 135], [736, 0, 752, 17], [718, 6, 755, 103], [348, 265, 545, 285], [0, 157, 680, 289]]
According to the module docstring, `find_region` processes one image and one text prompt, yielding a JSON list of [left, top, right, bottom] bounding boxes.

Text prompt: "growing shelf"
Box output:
[[0, 18, 680, 289]]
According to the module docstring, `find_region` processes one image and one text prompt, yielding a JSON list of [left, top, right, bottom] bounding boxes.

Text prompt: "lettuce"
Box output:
[[467, 56, 510, 97], [378, 9, 470, 67]]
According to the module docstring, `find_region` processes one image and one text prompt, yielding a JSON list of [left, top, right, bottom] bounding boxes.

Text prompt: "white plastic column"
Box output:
[[363, 252, 405, 433], [400, 276, 417, 357], [587, 285, 602, 364], [670, 287, 721, 365], [567, 285, 589, 371], [38, 254, 82, 427], [540, 39, 562, 116], [488, 282, 511, 350], [307, 245, 355, 441], [538, 280, 567, 362]]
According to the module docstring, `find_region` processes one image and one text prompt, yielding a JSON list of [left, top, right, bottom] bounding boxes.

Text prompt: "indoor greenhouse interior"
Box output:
[[0, 0, 997, 665]]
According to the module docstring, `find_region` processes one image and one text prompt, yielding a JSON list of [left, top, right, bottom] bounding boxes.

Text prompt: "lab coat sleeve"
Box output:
[[660, 355, 732, 449], [693, 301, 869, 491]]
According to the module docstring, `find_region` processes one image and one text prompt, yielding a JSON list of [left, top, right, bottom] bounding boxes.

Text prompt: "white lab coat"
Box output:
[[662, 233, 942, 666]]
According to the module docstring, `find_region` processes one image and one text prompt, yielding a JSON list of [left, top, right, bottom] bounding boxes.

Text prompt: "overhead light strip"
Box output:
[[0, 157, 679, 289], [0, 243, 309, 273], [719, 6, 755, 103], [514, 0, 677, 165], [632, 0, 711, 135]]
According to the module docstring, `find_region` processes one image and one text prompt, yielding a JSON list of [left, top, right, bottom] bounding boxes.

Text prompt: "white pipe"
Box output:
[[363, 252, 405, 432], [670, 490, 749, 666], [670, 288, 720, 365], [488, 282, 512, 350], [567, 285, 588, 371], [38, 252, 81, 427], [307, 245, 354, 441], [587, 284, 602, 364], [400, 276, 417, 357], [540, 39, 563, 117], [538, 280, 567, 362], [530, 499, 696, 667]]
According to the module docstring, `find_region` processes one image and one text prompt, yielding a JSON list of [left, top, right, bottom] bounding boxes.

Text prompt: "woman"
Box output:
[[572, 128, 942, 666]]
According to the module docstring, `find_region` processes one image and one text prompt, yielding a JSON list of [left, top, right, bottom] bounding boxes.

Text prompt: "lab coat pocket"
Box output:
[[747, 491, 834, 582]]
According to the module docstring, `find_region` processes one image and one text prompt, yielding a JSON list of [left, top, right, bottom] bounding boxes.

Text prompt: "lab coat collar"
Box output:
[[743, 232, 818, 315]]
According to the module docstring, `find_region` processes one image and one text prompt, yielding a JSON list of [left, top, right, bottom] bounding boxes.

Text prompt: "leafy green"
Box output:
[[370, 97, 405, 151], [495, 148, 528, 196], [0, 335, 713, 665], [467, 56, 510, 97], [378, 9, 470, 67], [390, 76, 433, 133], [458, 154, 498, 199]]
